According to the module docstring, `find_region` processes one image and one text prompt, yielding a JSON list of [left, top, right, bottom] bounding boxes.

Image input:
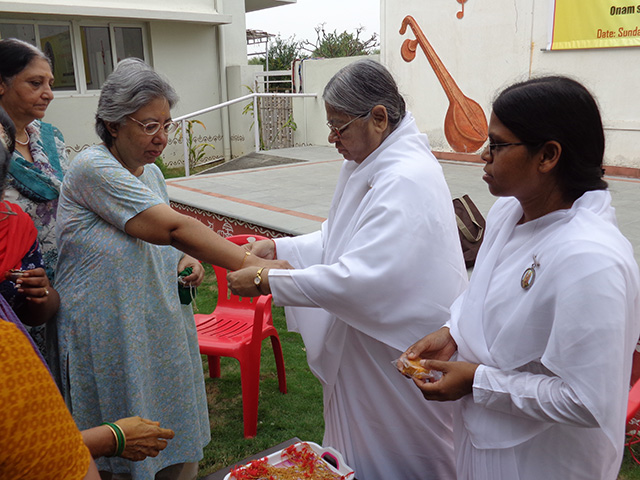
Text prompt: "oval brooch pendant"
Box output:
[[521, 255, 540, 290], [521, 267, 536, 290]]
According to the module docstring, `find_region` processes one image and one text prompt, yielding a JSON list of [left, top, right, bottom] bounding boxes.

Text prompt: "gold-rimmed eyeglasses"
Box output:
[[326, 113, 368, 140], [127, 116, 179, 136]]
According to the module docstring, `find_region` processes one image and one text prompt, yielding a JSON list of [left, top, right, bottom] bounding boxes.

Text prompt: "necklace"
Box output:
[[15, 129, 29, 146], [519, 213, 542, 290], [520, 254, 540, 290]]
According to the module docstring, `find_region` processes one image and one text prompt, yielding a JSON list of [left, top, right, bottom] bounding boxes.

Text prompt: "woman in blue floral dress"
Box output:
[[55, 58, 288, 480]]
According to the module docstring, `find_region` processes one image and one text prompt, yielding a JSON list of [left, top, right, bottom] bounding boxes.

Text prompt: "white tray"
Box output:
[[224, 441, 355, 479]]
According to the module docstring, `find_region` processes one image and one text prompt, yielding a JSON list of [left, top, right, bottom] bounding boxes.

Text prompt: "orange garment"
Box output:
[[0, 319, 91, 479]]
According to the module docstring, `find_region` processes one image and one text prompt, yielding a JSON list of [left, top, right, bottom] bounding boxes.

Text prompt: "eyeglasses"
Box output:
[[484, 141, 527, 155], [326, 113, 368, 140], [127, 116, 178, 136]]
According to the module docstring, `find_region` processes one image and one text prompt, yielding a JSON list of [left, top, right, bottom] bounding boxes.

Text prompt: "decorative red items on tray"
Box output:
[[226, 442, 355, 480]]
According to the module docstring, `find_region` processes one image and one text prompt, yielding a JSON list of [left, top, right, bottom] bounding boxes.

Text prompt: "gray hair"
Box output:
[[323, 58, 406, 127], [95, 58, 178, 147]]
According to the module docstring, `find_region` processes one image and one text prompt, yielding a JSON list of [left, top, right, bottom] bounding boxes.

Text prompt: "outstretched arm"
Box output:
[[124, 204, 290, 271]]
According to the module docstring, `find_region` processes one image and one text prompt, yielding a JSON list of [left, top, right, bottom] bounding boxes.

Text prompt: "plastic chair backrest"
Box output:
[[214, 234, 272, 319]]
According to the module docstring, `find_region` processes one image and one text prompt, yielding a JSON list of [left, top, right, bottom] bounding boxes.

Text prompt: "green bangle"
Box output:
[[101, 422, 126, 457], [112, 422, 126, 457], [101, 423, 118, 457]]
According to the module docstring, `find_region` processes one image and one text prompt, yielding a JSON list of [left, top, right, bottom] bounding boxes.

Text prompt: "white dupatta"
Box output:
[[451, 190, 640, 452]]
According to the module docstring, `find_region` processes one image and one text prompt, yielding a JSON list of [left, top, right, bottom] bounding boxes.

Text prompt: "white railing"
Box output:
[[254, 69, 293, 92], [173, 92, 316, 176]]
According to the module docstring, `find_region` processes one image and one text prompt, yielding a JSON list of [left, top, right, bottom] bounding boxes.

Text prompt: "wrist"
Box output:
[[101, 422, 126, 457], [254, 267, 269, 295], [238, 250, 252, 270]]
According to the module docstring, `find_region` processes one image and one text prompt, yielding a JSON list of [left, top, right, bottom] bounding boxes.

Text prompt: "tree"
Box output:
[[249, 36, 302, 92], [249, 35, 302, 72], [301, 24, 379, 58]]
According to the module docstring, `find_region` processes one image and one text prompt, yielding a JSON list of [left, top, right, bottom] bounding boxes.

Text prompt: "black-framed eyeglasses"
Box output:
[[127, 116, 179, 136], [484, 141, 527, 155], [326, 113, 368, 140]]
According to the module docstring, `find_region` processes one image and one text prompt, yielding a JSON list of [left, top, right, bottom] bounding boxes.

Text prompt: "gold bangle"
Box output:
[[239, 251, 251, 269], [103, 423, 119, 457]]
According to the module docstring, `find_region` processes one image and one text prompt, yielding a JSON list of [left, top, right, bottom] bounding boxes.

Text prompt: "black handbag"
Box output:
[[453, 195, 485, 268]]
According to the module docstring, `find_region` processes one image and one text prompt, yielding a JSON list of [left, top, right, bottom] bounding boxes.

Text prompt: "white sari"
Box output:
[[270, 113, 468, 480]]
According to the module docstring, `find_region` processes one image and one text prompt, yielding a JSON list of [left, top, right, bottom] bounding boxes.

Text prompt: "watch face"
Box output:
[[254, 276, 260, 285]]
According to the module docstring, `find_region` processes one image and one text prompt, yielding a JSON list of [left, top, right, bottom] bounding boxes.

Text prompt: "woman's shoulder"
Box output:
[[67, 145, 114, 176], [145, 162, 164, 180], [72, 144, 110, 162]]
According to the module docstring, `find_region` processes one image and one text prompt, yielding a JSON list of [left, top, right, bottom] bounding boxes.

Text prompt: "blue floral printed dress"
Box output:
[[55, 145, 210, 479]]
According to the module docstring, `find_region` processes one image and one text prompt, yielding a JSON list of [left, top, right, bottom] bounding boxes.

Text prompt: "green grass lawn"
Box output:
[[192, 263, 640, 478]]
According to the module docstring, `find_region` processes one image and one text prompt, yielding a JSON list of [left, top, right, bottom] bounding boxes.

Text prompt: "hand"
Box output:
[[177, 255, 205, 287], [115, 416, 175, 462], [402, 327, 458, 365], [411, 359, 479, 402], [15, 268, 53, 303], [227, 266, 266, 297], [14, 268, 59, 326], [246, 239, 277, 260]]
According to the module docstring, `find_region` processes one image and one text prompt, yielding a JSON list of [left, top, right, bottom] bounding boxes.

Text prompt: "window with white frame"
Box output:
[[0, 21, 147, 93]]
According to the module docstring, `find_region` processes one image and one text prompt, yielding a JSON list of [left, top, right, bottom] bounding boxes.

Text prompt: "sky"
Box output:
[[246, 0, 380, 56]]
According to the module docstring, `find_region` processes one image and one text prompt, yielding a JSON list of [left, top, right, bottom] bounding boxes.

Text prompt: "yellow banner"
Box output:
[[548, 0, 640, 50]]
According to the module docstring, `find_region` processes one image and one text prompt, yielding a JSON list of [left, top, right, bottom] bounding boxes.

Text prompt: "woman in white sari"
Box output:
[[228, 59, 468, 479], [403, 76, 640, 480]]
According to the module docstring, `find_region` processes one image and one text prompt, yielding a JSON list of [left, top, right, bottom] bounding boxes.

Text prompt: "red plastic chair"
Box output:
[[628, 379, 640, 425], [194, 234, 287, 438]]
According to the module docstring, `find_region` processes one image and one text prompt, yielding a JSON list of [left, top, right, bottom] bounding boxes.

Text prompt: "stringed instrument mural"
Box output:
[[399, 15, 487, 153], [456, 0, 468, 19]]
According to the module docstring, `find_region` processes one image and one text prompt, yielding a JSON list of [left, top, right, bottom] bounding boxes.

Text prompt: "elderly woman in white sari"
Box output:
[[402, 76, 640, 480], [228, 59, 468, 480]]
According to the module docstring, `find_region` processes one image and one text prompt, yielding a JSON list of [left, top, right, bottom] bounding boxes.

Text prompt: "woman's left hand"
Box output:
[[14, 268, 60, 326], [228, 266, 269, 297], [15, 268, 54, 303], [177, 255, 205, 287], [412, 359, 479, 402]]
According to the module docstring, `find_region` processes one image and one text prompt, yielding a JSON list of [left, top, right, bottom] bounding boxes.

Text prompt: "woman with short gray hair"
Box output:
[[55, 58, 287, 480], [95, 58, 179, 148], [228, 59, 466, 480]]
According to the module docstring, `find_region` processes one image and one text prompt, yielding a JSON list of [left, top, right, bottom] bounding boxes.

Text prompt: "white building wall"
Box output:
[[2, 0, 262, 168], [149, 21, 224, 167], [381, 0, 640, 169], [227, 64, 263, 157]]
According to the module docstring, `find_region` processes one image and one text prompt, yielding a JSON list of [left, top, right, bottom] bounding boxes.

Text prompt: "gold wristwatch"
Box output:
[[254, 267, 266, 294]]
